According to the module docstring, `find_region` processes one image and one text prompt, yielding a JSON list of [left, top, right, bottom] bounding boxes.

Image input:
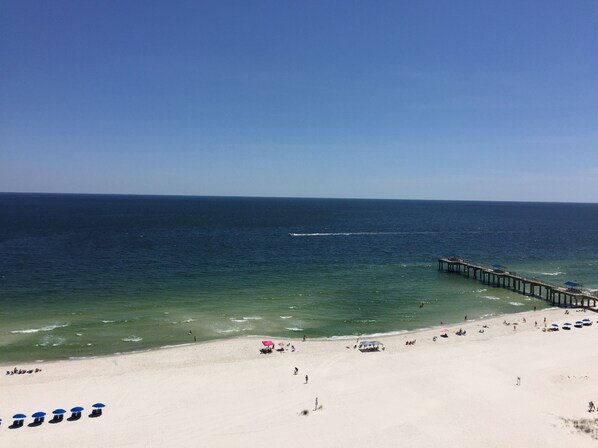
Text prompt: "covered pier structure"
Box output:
[[438, 257, 598, 310]]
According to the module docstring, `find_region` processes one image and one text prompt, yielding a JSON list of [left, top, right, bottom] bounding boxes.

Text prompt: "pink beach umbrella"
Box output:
[[261, 340, 274, 347]]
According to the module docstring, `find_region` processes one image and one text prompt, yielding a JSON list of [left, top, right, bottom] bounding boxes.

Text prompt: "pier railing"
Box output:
[[438, 257, 598, 311]]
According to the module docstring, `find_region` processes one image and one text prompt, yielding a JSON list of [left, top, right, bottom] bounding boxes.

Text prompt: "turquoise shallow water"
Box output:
[[1, 194, 596, 362]]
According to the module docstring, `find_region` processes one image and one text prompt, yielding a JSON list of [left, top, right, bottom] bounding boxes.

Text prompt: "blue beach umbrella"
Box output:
[[52, 409, 66, 415], [13, 413, 26, 419], [32, 412, 46, 418], [71, 406, 84, 412], [92, 403, 105, 408], [564, 281, 579, 287]]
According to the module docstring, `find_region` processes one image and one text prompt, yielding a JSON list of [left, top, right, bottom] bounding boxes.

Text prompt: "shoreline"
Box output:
[[4, 306, 552, 365], [2, 306, 597, 447]]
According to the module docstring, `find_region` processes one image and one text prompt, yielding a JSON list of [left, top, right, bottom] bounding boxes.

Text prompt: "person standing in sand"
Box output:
[[305, 375, 309, 384]]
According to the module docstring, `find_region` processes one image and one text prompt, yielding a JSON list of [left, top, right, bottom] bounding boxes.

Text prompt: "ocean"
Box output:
[[1, 193, 597, 363]]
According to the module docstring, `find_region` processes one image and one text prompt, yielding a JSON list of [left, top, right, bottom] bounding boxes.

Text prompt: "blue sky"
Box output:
[[1, 1, 597, 202]]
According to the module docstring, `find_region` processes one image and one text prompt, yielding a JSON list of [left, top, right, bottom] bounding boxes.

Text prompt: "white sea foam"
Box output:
[[290, 232, 386, 237], [101, 320, 115, 324], [289, 306, 296, 309], [509, 302, 525, 306], [483, 295, 501, 301], [171, 318, 197, 324], [122, 336, 143, 342], [36, 335, 66, 347], [285, 327, 304, 331], [475, 289, 488, 293], [354, 329, 410, 338], [289, 231, 440, 237], [230, 319, 248, 323], [242, 316, 263, 320], [75, 333, 83, 337], [11, 323, 69, 334], [540, 272, 564, 276], [279, 316, 293, 319], [159, 343, 192, 350], [217, 328, 243, 334]]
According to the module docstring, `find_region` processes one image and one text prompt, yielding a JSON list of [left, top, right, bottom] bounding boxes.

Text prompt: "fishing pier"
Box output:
[[438, 257, 598, 310]]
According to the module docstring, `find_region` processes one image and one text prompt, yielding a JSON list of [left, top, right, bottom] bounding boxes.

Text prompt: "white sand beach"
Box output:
[[2, 307, 598, 447]]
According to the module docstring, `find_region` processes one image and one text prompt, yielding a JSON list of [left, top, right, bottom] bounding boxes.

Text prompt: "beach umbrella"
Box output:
[[52, 409, 66, 415], [71, 406, 84, 413], [261, 340, 273, 347], [13, 413, 26, 419], [564, 281, 579, 287], [91, 402, 106, 416], [551, 323, 558, 327], [32, 412, 46, 418]]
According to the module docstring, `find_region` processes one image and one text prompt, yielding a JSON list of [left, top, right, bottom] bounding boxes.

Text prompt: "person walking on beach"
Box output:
[[294, 367, 298, 375], [305, 375, 309, 384], [315, 397, 318, 410], [516, 376, 521, 386], [589, 401, 595, 412]]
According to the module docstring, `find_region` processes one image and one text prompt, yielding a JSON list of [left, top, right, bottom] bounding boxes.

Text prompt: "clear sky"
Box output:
[[1, 1, 597, 202]]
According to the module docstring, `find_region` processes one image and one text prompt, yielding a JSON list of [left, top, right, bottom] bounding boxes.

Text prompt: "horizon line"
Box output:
[[1, 191, 596, 205]]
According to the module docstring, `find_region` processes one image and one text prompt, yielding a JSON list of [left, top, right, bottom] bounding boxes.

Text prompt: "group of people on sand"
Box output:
[[292, 366, 309, 384], [405, 339, 416, 345], [260, 342, 296, 354], [6, 367, 41, 375]]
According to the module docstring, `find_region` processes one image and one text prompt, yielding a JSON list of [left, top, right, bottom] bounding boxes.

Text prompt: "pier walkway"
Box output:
[[438, 257, 598, 311]]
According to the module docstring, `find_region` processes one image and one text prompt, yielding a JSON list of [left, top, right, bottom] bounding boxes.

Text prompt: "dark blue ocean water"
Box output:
[[1, 193, 597, 362]]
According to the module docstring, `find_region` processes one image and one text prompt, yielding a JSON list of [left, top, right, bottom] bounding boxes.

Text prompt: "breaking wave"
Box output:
[[11, 323, 69, 334]]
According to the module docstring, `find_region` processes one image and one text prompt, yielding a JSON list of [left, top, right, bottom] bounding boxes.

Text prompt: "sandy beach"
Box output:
[[2, 307, 597, 447]]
